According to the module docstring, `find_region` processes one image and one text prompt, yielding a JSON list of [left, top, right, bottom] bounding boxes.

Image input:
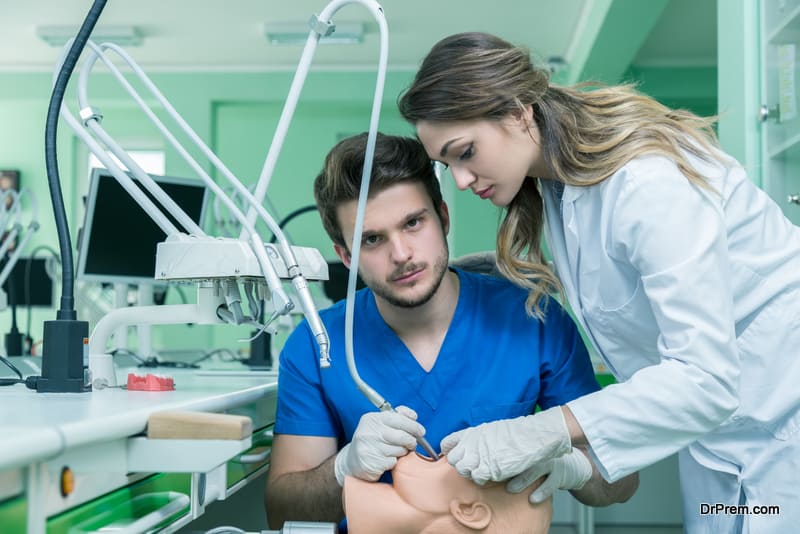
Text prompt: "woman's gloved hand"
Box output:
[[506, 447, 593, 503], [334, 406, 424, 486], [440, 406, 572, 485]]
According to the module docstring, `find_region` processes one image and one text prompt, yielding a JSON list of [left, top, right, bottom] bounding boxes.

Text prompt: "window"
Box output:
[[88, 150, 165, 175]]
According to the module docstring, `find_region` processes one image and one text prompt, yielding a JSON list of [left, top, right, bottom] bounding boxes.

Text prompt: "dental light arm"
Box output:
[[0, 223, 40, 290], [67, 40, 334, 327], [61, 41, 295, 320], [0, 189, 40, 290], [0, 225, 21, 263], [241, 0, 386, 373], [0, 189, 39, 316], [0, 190, 20, 231]]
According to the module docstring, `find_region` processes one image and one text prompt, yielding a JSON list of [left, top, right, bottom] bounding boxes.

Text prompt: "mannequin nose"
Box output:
[[451, 166, 475, 191]]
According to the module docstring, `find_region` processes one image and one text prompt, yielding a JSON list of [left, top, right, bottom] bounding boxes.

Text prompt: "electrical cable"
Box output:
[[189, 347, 244, 366], [108, 347, 246, 369], [0, 354, 24, 386], [109, 348, 194, 369], [0, 355, 38, 389], [44, 0, 107, 320]]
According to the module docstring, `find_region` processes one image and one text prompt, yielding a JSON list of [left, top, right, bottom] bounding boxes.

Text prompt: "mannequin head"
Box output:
[[344, 453, 552, 534]]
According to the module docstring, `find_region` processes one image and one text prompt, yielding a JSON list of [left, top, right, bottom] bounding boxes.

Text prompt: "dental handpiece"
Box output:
[[416, 434, 440, 461], [380, 404, 439, 460]]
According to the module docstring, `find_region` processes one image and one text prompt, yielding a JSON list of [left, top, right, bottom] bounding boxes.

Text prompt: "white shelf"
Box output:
[[768, 130, 800, 158], [768, 2, 800, 43], [127, 436, 252, 473]]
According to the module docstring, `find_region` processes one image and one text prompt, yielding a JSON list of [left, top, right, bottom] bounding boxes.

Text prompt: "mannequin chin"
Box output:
[[344, 453, 553, 534]]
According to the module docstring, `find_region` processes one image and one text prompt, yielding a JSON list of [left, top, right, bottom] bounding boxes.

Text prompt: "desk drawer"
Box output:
[[227, 425, 273, 488], [0, 494, 25, 533], [47, 473, 191, 534]]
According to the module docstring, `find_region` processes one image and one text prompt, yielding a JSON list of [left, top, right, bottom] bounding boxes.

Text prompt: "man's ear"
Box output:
[[450, 500, 492, 530], [439, 201, 451, 236], [333, 243, 351, 268]]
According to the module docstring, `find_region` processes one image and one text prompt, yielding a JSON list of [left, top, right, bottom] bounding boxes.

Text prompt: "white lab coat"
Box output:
[[541, 149, 800, 532]]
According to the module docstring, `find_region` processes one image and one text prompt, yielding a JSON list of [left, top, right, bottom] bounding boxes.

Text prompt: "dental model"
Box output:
[[344, 452, 553, 533]]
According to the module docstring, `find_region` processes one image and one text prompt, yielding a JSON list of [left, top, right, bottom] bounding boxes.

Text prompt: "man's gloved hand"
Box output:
[[440, 406, 571, 486], [506, 448, 593, 503], [334, 406, 424, 486]]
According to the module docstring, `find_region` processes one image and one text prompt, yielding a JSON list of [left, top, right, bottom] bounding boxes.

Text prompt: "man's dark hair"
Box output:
[[313, 132, 444, 249]]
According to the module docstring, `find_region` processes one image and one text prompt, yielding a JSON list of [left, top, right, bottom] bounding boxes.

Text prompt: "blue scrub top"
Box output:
[[275, 268, 600, 452]]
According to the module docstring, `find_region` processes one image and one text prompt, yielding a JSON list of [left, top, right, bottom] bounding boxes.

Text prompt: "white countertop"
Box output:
[[0, 358, 278, 471]]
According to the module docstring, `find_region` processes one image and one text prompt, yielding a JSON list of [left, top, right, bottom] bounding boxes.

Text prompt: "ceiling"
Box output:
[[0, 0, 716, 74]]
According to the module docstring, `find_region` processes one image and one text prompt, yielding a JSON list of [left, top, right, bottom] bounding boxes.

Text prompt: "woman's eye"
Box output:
[[363, 235, 380, 246], [459, 145, 474, 160]]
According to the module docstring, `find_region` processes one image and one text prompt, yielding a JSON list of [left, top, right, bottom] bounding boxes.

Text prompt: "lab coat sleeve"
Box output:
[[567, 158, 740, 482]]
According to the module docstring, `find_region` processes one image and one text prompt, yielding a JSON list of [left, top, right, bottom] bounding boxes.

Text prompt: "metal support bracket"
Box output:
[[309, 14, 335, 37]]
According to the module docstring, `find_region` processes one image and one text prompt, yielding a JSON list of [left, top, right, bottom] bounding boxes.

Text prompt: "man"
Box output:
[[264, 133, 638, 530]]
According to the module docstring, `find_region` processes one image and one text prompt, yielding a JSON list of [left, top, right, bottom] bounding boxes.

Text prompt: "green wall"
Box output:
[[626, 65, 718, 119], [0, 0, 720, 356], [0, 69, 503, 354]]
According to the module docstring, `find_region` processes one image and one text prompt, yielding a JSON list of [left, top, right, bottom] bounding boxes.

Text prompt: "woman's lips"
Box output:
[[476, 186, 493, 199]]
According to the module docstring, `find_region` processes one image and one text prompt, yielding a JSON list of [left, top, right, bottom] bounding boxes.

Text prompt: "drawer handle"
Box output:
[[236, 447, 271, 464], [76, 491, 190, 534]]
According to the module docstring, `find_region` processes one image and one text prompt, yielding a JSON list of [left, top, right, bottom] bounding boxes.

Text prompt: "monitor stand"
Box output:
[[243, 298, 274, 370], [245, 331, 273, 370], [136, 283, 154, 358], [113, 282, 129, 352], [193, 300, 278, 378], [5, 302, 23, 356]]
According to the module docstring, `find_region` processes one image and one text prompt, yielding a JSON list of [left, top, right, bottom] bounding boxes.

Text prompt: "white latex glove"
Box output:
[[506, 447, 593, 503], [334, 406, 424, 486], [440, 406, 571, 485]]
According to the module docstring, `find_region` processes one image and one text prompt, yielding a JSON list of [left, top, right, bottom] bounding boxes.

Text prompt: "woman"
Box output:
[[399, 32, 800, 533]]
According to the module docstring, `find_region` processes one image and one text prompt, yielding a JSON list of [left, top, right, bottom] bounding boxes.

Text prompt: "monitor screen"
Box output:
[[1, 257, 54, 307], [76, 168, 208, 285]]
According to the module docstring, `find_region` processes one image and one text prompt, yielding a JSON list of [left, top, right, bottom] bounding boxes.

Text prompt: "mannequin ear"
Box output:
[[450, 500, 492, 530]]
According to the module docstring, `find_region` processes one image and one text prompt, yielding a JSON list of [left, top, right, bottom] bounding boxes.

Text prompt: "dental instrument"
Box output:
[[260, 0, 439, 459]]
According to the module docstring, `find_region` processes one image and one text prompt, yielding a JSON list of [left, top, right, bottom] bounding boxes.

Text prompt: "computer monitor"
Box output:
[[1, 257, 54, 307], [76, 168, 209, 285]]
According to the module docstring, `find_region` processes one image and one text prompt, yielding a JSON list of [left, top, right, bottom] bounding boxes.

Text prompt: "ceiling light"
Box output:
[[36, 25, 144, 47], [264, 21, 364, 45]]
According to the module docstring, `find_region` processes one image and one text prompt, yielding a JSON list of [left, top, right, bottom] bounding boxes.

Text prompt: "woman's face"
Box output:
[[416, 112, 547, 208]]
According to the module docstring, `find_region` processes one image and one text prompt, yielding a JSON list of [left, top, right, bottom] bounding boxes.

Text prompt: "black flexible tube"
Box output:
[[269, 204, 318, 243], [44, 0, 107, 320]]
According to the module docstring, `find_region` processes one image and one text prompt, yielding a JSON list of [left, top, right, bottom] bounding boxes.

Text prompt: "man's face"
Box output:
[[334, 182, 449, 309]]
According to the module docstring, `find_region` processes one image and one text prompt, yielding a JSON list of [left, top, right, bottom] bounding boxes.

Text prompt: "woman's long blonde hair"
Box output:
[[399, 32, 721, 317]]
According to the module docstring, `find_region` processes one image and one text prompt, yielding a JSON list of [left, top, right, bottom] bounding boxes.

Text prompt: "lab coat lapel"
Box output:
[[553, 185, 618, 374], [542, 183, 583, 319]]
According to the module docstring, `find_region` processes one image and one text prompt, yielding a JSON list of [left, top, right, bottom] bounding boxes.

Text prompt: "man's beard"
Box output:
[[366, 249, 450, 308]]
